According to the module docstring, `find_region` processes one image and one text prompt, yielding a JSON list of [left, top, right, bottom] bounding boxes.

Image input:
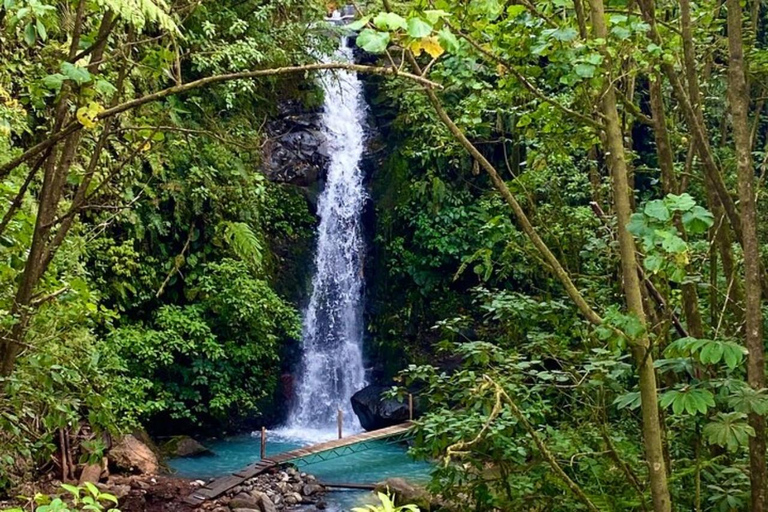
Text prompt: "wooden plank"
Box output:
[[319, 482, 376, 490], [185, 422, 414, 505], [203, 475, 245, 498]]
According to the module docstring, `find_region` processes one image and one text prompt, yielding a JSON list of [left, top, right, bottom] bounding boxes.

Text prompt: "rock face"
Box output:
[[108, 434, 159, 475], [160, 435, 210, 458], [263, 100, 328, 187], [351, 385, 411, 431]]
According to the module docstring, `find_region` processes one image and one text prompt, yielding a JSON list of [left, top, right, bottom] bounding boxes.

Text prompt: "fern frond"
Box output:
[[220, 221, 263, 271]]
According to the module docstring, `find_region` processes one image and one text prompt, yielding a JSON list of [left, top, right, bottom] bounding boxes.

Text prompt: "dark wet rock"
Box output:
[[302, 483, 323, 496], [160, 435, 211, 458], [263, 100, 327, 187], [351, 385, 411, 431]]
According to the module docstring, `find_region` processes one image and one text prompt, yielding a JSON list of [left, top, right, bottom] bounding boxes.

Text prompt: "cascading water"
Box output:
[[280, 37, 368, 440]]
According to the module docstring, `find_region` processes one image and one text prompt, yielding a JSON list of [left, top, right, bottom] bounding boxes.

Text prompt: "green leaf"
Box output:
[[424, 9, 450, 24], [660, 233, 687, 253], [611, 25, 631, 39], [644, 199, 670, 221], [660, 387, 714, 415], [703, 412, 755, 451], [356, 29, 391, 53], [574, 63, 595, 78], [627, 212, 647, 236], [613, 390, 641, 410], [373, 12, 407, 31], [61, 62, 92, 85], [682, 205, 715, 234], [407, 17, 433, 38], [644, 253, 664, 273], [42, 73, 67, 91], [24, 22, 36, 45], [544, 27, 578, 42], [665, 193, 696, 212], [346, 15, 371, 31], [94, 79, 118, 97], [507, 4, 526, 17], [35, 18, 47, 41], [437, 27, 459, 52]]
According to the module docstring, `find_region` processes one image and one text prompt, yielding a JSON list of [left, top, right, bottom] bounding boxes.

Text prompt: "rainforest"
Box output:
[[1, 0, 768, 510]]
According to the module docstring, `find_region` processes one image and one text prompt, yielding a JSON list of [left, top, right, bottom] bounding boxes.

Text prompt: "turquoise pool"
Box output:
[[168, 429, 432, 510]]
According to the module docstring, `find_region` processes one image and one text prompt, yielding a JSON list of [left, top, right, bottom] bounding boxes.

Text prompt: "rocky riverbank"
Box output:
[[207, 467, 327, 512], [0, 469, 327, 512]]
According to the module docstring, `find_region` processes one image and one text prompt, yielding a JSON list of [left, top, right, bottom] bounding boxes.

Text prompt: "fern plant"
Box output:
[[218, 221, 264, 272]]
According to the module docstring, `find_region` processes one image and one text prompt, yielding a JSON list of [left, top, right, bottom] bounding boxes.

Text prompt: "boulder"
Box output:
[[108, 434, 159, 475], [160, 436, 210, 458], [229, 493, 260, 509], [253, 491, 277, 512], [351, 385, 411, 431], [78, 463, 103, 485], [302, 483, 323, 497]]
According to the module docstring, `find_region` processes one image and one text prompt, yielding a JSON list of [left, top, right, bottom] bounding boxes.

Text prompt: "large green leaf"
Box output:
[[682, 205, 715, 234], [373, 12, 407, 31], [407, 17, 433, 38], [644, 199, 670, 221], [357, 28, 391, 53], [703, 412, 755, 451]]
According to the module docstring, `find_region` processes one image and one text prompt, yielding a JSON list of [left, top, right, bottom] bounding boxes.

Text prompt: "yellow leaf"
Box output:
[[496, 63, 508, 75], [409, 39, 424, 56], [76, 101, 104, 130], [420, 36, 444, 58]]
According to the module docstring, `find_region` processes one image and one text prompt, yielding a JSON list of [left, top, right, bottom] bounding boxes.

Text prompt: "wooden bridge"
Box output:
[[184, 422, 413, 506]]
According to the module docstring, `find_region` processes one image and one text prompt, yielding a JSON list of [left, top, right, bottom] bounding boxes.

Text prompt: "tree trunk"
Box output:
[[726, 0, 766, 508], [590, 0, 672, 510]]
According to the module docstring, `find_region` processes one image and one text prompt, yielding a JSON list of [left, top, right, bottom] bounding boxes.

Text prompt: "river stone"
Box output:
[[160, 435, 211, 457], [284, 493, 302, 506], [351, 385, 411, 431], [78, 462, 103, 485], [254, 491, 278, 512], [302, 483, 323, 496], [231, 509, 259, 512], [229, 493, 259, 509], [108, 434, 159, 474]]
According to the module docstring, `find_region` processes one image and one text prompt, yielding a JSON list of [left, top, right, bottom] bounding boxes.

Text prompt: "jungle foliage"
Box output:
[[357, 0, 768, 511], [0, 0, 324, 489], [2, 0, 768, 508]]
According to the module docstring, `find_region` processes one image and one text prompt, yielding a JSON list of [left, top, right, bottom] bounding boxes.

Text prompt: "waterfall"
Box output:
[[281, 38, 368, 440]]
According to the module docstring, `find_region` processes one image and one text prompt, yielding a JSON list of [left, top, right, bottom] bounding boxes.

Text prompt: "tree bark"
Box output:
[[590, 0, 672, 510], [726, 0, 766, 508]]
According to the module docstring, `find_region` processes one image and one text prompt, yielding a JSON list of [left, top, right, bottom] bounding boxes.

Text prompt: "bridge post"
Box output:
[[408, 393, 413, 421], [337, 408, 343, 439], [260, 426, 266, 459]]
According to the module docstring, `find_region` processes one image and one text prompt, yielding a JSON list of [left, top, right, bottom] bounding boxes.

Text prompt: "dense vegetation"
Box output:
[[2, 0, 768, 510], [0, 0, 326, 488]]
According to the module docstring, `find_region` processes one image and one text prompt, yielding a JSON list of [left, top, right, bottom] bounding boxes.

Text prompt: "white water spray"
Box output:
[[280, 38, 368, 442]]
